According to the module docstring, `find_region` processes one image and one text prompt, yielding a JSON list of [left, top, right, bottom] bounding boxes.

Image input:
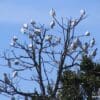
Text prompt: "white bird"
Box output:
[[28, 43, 33, 48], [80, 9, 85, 16], [85, 31, 90, 36], [70, 38, 82, 50], [74, 38, 82, 47], [55, 37, 61, 44], [23, 23, 28, 29], [90, 38, 95, 47], [91, 48, 97, 57], [30, 19, 36, 25], [50, 20, 55, 28], [13, 36, 18, 42], [3, 73, 10, 84], [10, 41, 15, 46], [34, 28, 41, 35], [20, 28, 27, 34], [49, 8, 56, 17], [45, 35, 52, 41], [70, 42, 77, 50], [71, 21, 75, 27], [12, 71, 18, 78], [10, 36, 18, 47], [82, 42, 88, 53], [73, 38, 78, 45], [71, 19, 77, 27]]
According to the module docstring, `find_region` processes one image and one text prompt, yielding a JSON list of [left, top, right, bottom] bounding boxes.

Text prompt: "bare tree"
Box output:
[[0, 9, 97, 100]]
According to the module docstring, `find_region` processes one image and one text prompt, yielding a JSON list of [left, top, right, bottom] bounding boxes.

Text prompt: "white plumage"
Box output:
[[12, 71, 18, 78], [71, 19, 77, 27], [85, 31, 90, 36], [55, 37, 61, 44], [70, 38, 82, 50], [30, 19, 36, 25], [34, 28, 41, 35], [28, 43, 33, 48], [82, 42, 88, 52], [20, 28, 26, 34], [10, 42, 15, 46], [70, 42, 77, 50], [23, 23, 28, 29], [90, 38, 95, 47], [45, 35, 52, 41], [13, 36, 18, 42], [80, 9, 85, 16], [50, 20, 55, 28], [74, 38, 82, 47], [49, 8, 56, 17], [91, 48, 97, 57]]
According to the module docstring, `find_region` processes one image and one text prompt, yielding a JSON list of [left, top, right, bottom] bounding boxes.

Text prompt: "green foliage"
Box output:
[[59, 71, 82, 100], [80, 55, 94, 72], [32, 96, 50, 100], [59, 56, 100, 100]]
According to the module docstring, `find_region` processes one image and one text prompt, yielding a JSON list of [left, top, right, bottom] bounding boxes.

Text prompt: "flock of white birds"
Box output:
[[4, 9, 97, 87]]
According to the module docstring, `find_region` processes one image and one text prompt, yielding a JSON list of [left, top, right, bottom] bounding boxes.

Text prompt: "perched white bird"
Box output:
[[91, 48, 97, 57], [70, 38, 82, 50], [28, 43, 33, 48], [45, 35, 52, 41], [71, 21, 75, 27], [20, 28, 27, 34], [80, 9, 85, 16], [30, 19, 36, 25], [23, 23, 28, 29], [82, 42, 88, 52], [12, 71, 18, 78], [90, 38, 95, 47], [34, 28, 41, 35], [74, 38, 82, 47], [49, 8, 56, 17], [85, 31, 90, 36], [70, 42, 77, 50], [50, 20, 55, 28], [10, 42, 15, 46], [73, 39, 77, 45], [13, 36, 18, 42], [3, 73, 10, 84], [71, 19, 77, 27], [55, 37, 61, 44], [10, 36, 18, 46]]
